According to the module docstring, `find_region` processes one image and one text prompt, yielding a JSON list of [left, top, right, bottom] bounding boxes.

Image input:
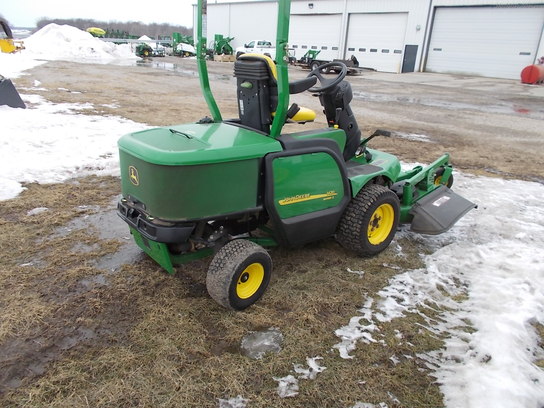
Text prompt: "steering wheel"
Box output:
[[307, 61, 348, 93]]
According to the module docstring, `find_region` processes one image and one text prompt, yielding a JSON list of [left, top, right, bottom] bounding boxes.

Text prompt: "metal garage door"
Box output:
[[426, 6, 544, 79], [345, 13, 408, 73], [289, 14, 343, 61]]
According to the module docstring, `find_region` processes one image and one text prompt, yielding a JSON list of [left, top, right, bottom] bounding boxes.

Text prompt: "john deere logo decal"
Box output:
[[278, 191, 337, 205], [129, 166, 139, 186]]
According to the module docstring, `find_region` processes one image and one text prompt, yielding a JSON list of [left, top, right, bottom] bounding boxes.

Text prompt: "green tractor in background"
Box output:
[[117, 0, 475, 310], [135, 43, 153, 58], [211, 34, 234, 56]]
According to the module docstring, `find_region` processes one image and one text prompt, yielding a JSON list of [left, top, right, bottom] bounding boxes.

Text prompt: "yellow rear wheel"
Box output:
[[207, 240, 272, 310], [236, 263, 265, 299]]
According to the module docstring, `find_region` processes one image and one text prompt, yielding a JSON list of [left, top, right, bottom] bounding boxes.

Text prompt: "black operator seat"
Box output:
[[233, 53, 317, 134], [318, 79, 362, 161]]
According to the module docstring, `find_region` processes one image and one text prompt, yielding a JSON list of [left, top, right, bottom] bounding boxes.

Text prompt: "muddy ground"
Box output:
[[1, 57, 543, 407]]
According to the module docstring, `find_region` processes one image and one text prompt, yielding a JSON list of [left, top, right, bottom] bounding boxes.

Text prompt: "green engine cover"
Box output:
[[118, 122, 282, 220]]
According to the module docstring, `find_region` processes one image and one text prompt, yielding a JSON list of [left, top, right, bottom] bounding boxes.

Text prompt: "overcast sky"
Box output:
[[2, 0, 195, 28]]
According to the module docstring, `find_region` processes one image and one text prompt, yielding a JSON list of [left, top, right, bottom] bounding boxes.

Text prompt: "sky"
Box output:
[[1, 24, 544, 408], [1, 0, 195, 28]]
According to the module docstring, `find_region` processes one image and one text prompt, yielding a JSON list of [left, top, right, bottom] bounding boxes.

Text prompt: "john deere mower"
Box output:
[[117, 0, 475, 310]]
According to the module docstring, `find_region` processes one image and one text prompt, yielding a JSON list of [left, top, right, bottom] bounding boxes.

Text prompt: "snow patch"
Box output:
[[274, 357, 326, 398], [273, 375, 299, 398], [338, 174, 544, 408], [0, 96, 148, 200], [293, 356, 326, 380], [217, 395, 248, 408]]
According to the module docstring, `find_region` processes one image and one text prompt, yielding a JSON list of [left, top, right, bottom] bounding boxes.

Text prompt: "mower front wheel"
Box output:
[[336, 184, 400, 256], [206, 240, 272, 310]]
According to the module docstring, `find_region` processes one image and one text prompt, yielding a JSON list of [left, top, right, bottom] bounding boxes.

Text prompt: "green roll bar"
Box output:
[[196, 0, 222, 122], [196, 0, 291, 138]]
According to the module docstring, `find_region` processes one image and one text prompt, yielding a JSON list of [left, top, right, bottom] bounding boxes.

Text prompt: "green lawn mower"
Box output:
[[117, 0, 475, 310]]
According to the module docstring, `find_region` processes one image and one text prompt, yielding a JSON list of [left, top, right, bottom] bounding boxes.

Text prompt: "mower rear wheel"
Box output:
[[336, 184, 400, 256], [206, 240, 272, 310]]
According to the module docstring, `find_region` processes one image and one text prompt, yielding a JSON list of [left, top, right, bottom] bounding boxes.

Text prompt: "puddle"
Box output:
[[134, 59, 234, 82], [53, 201, 145, 272]]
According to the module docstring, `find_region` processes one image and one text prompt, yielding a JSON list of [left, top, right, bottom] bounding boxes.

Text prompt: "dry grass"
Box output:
[[1, 176, 446, 407]]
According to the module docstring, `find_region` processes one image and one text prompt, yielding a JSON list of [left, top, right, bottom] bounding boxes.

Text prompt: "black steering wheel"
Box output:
[[307, 61, 348, 93]]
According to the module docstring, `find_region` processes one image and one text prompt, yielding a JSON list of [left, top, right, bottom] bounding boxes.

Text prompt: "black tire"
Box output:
[[336, 184, 400, 256], [310, 61, 320, 71], [206, 240, 272, 310], [236, 51, 244, 59], [434, 167, 454, 188]]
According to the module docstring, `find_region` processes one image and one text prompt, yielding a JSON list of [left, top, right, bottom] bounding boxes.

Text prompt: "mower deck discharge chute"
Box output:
[[117, 0, 475, 310]]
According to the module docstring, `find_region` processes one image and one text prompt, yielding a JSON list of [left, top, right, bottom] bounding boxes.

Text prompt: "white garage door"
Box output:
[[345, 13, 408, 73], [289, 14, 343, 62], [426, 6, 544, 79]]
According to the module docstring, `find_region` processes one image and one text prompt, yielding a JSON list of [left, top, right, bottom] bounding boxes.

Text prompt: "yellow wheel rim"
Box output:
[[367, 203, 395, 245], [434, 176, 442, 186], [236, 263, 265, 299]]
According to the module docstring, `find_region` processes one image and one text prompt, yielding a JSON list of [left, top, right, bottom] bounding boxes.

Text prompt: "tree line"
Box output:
[[35, 18, 192, 39]]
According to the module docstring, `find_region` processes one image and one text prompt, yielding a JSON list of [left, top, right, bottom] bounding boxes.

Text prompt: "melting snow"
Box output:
[[240, 327, 283, 359], [217, 395, 248, 408], [0, 95, 147, 200], [274, 357, 326, 398], [337, 174, 544, 408], [273, 375, 299, 398]]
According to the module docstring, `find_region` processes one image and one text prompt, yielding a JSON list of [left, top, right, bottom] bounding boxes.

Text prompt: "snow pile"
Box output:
[[138, 35, 155, 48], [0, 94, 148, 200], [337, 174, 544, 408], [23, 24, 136, 62]]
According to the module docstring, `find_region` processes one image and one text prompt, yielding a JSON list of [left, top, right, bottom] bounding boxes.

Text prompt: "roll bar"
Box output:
[[196, 0, 291, 138]]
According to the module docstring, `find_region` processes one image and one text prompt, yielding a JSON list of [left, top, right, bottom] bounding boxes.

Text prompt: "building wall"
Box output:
[[198, 0, 544, 77]]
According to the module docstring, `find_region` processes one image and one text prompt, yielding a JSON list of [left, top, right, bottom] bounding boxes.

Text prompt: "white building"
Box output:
[[196, 0, 544, 79]]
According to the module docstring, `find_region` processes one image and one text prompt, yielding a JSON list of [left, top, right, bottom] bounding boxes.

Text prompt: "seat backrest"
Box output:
[[233, 54, 278, 133], [319, 81, 361, 161]]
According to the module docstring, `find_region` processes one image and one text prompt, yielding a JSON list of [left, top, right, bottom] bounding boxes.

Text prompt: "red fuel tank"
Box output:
[[520, 64, 544, 84]]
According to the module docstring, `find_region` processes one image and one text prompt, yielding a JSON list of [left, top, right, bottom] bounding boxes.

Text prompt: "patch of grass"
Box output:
[[1, 176, 447, 407]]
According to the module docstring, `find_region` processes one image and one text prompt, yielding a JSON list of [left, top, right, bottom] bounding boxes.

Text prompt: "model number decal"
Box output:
[[432, 195, 450, 207], [278, 191, 337, 206]]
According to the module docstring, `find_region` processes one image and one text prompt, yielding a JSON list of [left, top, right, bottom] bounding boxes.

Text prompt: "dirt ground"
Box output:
[[1, 57, 543, 407]]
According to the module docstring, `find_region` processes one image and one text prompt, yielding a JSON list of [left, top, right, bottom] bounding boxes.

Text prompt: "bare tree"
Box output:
[[35, 18, 191, 38]]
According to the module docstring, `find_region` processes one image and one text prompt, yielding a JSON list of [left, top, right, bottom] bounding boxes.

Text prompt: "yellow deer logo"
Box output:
[[129, 166, 139, 186]]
